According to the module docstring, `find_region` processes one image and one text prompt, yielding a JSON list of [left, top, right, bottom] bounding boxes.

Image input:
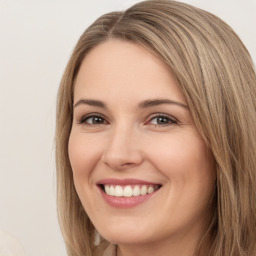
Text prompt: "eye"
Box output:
[[78, 114, 108, 125], [147, 114, 178, 126]]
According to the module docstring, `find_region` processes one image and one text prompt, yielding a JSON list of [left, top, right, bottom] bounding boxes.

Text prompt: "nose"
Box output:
[[101, 126, 144, 170]]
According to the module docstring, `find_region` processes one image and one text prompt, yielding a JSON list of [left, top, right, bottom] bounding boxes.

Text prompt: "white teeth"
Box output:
[[104, 184, 158, 197], [148, 186, 154, 194], [123, 186, 133, 197], [109, 185, 115, 196], [115, 186, 123, 197], [133, 185, 140, 196], [140, 185, 147, 195], [105, 185, 110, 195]]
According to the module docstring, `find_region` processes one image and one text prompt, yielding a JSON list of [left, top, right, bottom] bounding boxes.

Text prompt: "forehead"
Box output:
[[74, 39, 186, 104]]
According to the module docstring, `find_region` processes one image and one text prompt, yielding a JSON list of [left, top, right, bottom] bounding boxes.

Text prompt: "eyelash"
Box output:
[[77, 113, 108, 125], [77, 113, 178, 127], [147, 114, 178, 126]]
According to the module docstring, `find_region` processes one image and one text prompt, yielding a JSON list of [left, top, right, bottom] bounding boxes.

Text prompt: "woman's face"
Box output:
[[69, 39, 215, 249]]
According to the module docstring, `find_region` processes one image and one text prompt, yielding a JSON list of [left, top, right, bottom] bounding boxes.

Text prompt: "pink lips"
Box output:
[[98, 178, 157, 186], [97, 178, 161, 208]]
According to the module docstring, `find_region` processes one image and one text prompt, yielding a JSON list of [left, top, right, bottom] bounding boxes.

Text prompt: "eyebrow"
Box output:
[[138, 99, 188, 109], [74, 99, 107, 108], [73, 98, 188, 110]]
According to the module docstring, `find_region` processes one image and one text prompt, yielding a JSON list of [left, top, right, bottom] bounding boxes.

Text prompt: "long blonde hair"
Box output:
[[56, 1, 256, 255]]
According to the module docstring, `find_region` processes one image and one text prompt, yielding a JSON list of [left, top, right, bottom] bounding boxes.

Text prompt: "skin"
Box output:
[[69, 39, 215, 256]]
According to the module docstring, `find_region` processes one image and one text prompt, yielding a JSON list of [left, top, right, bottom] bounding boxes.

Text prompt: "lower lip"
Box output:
[[99, 187, 158, 208]]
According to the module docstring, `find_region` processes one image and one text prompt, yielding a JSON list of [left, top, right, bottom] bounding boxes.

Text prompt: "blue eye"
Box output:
[[149, 115, 177, 126]]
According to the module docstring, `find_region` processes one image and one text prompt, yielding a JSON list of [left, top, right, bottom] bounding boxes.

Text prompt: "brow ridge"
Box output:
[[74, 99, 106, 108], [74, 98, 188, 110], [138, 99, 188, 109]]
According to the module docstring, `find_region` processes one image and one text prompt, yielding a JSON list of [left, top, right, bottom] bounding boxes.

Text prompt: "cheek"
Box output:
[[68, 133, 103, 182], [150, 134, 215, 228], [147, 132, 215, 194], [68, 133, 105, 213]]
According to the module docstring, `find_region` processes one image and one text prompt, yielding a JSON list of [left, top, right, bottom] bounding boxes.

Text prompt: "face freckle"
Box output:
[[68, 39, 215, 252]]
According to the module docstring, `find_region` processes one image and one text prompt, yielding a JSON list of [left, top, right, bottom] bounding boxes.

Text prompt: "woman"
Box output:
[[55, 0, 256, 255]]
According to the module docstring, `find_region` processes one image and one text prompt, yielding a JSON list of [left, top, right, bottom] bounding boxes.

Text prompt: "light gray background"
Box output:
[[0, 0, 255, 255]]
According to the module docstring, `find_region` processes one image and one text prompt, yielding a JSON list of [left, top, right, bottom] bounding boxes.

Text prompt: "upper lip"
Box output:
[[97, 178, 161, 186]]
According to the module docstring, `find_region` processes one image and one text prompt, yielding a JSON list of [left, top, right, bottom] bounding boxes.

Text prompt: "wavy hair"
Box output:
[[56, 0, 256, 255]]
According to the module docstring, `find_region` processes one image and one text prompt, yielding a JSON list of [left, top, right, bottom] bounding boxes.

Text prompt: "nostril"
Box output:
[[101, 140, 144, 170]]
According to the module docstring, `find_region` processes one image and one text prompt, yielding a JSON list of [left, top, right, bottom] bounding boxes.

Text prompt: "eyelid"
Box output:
[[146, 113, 179, 125], [75, 112, 179, 127], [77, 112, 109, 125]]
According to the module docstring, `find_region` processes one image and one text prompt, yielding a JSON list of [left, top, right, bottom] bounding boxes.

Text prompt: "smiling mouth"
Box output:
[[100, 184, 161, 197]]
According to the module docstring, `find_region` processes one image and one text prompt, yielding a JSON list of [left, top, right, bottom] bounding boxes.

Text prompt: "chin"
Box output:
[[103, 234, 149, 246], [98, 225, 153, 245]]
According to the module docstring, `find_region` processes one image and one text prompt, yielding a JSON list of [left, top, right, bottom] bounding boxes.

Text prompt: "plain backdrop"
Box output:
[[0, 0, 255, 255]]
